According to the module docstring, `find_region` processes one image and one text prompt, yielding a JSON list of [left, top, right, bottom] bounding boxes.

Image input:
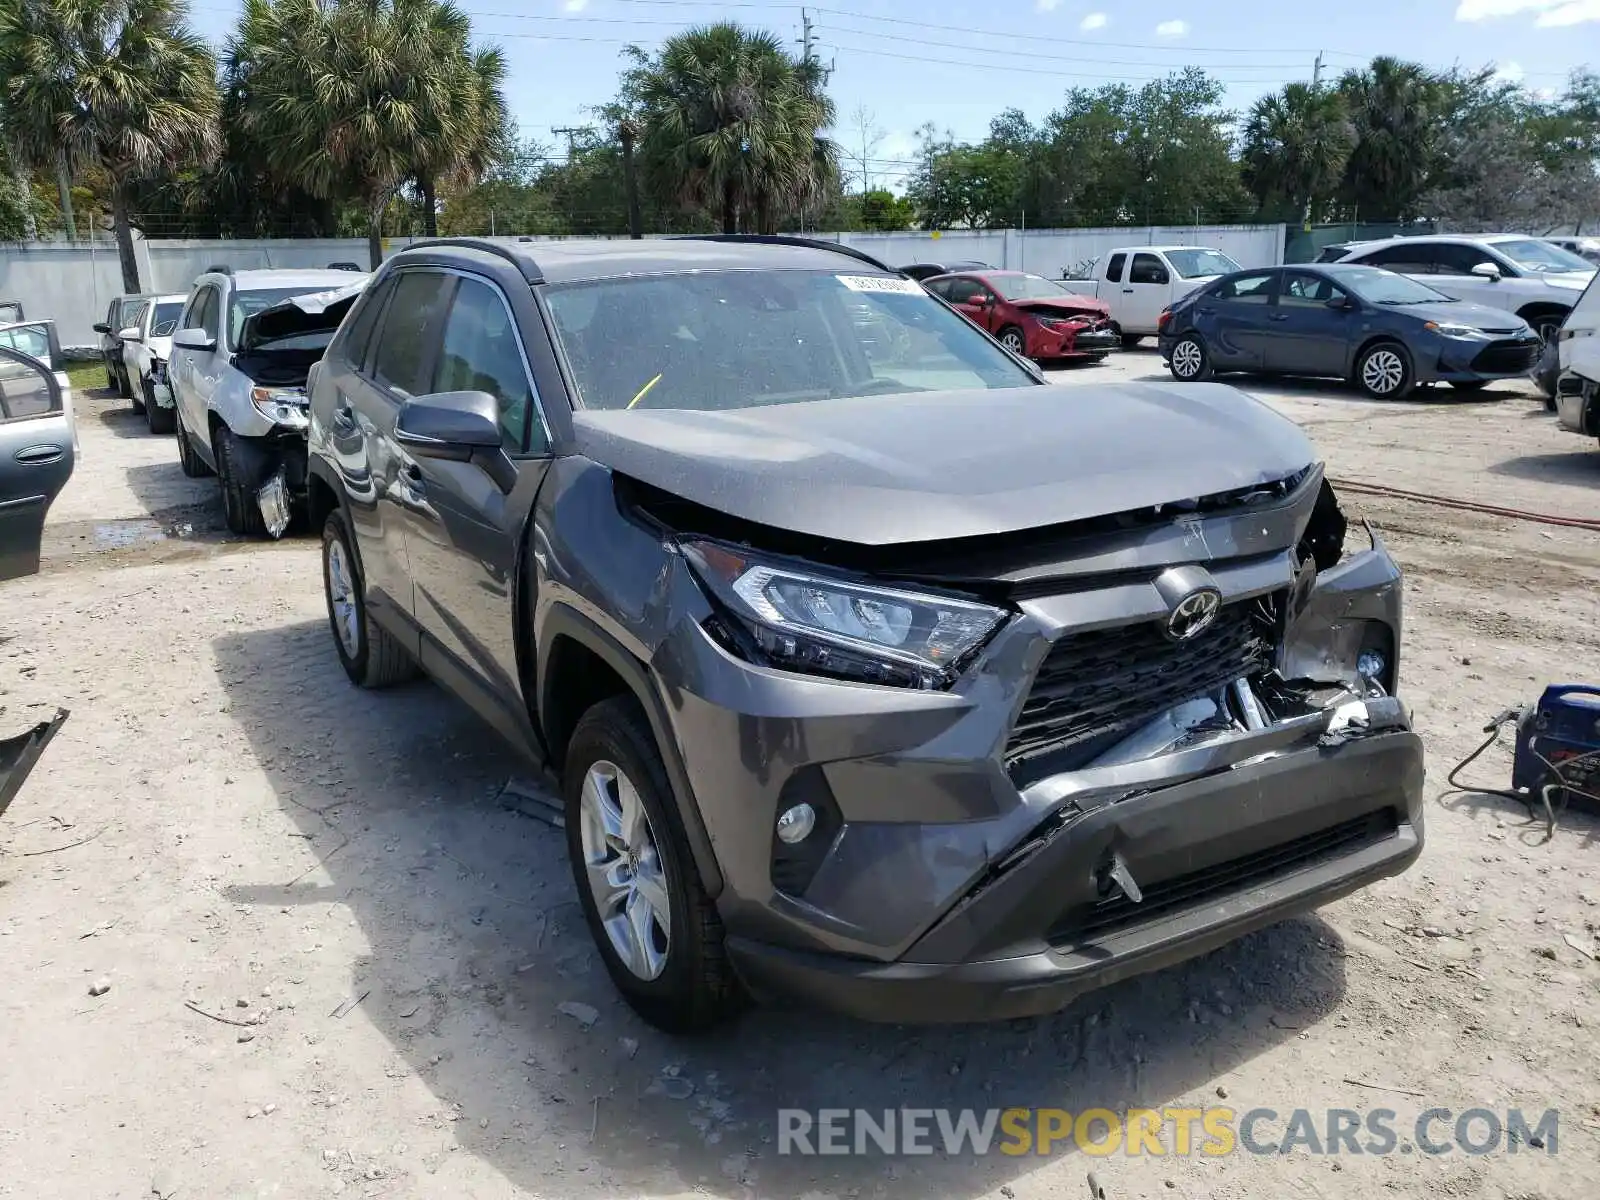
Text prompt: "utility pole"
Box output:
[[552, 126, 583, 160], [799, 8, 814, 63], [1301, 52, 1326, 233]]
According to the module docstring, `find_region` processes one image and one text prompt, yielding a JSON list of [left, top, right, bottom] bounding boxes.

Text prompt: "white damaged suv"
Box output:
[[169, 267, 367, 536]]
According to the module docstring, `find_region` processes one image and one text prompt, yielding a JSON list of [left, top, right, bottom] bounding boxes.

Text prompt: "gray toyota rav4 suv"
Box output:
[[306, 236, 1424, 1032]]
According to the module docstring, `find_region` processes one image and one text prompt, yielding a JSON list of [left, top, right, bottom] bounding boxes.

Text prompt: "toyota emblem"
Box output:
[[1165, 587, 1222, 641]]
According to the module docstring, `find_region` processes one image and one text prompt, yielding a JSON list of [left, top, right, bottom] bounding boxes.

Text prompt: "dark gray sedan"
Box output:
[[1158, 264, 1542, 399]]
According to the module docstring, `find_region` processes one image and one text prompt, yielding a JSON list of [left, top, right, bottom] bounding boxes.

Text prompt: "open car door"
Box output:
[[0, 342, 75, 581]]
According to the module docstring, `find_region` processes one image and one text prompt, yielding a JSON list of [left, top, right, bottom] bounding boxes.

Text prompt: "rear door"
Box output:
[[336, 268, 454, 633], [1265, 271, 1359, 377], [0, 347, 74, 581], [1193, 270, 1277, 369], [403, 271, 553, 712]]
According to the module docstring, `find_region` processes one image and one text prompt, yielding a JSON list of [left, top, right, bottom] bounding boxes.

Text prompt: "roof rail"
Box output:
[[678, 234, 901, 275], [205, 263, 233, 276], [403, 237, 544, 285]]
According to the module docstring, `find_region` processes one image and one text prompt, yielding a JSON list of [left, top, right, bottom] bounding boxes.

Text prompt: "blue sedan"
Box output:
[[1157, 264, 1542, 399]]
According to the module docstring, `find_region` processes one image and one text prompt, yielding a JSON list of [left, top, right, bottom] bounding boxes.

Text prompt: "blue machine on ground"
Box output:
[[1454, 685, 1600, 840]]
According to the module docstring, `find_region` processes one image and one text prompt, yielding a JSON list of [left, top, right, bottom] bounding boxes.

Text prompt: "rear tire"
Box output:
[[1121, 333, 1144, 348], [142, 378, 175, 433], [1167, 334, 1212, 381], [564, 695, 744, 1034], [321, 511, 417, 688], [175, 410, 214, 478], [215, 427, 267, 536], [1356, 342, 1414, 400]]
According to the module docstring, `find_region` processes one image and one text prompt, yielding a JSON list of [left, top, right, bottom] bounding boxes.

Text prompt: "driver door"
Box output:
[[945, 277, 995, 332], [0, 347, 75, 581]]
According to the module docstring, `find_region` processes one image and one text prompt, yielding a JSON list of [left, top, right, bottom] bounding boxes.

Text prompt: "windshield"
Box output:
[[1165, 249, 1242, 279], [152, 301, 184, 337], [1490, 238, 1594, 274], [545, 270, 1038, 412], [229, 286, 341, 348], [1335, 267, 1453, 305], [990, 274, 1076, 300]]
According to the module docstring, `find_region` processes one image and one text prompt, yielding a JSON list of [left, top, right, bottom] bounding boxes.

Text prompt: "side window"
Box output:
[[944, 278, 982, 304], [337, 277, 395, 374], [1105, 253, 1126, 284], [0, 348, 59, 421], [432, 276, 544, 452], [1432, 243, 1507, 276], [1278, 272, 1343, 306], [1129, 253, 1169, 285], [179, 291, 203, 330], [923, 278, 952, 299], [182, 288, 219, 338], [1354, 245, 1433, 274], [371, 271, 453, 398], [1215, 272, 1275, 302]]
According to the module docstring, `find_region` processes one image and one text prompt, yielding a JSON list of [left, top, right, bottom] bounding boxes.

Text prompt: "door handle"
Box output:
[[1268, 313, 1288, 322], [14, 444, 64, 466], [400, 463, 426, 499], [333, 403, 357, 431], [1122, 288, 1134, 293]]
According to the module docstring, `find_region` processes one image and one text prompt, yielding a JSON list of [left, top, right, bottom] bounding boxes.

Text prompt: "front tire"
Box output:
[[1168, 334, 1212, 381], [175, 410, 214, 478], [214, 427, 267, 536], [1356, 342, 1414, 400], [1121, 333, 1144, 348], [564, 695, 744, 1034], [997, 325, 1027, 357], [143, 378, 176, 433], [321, 511, 417, 688]]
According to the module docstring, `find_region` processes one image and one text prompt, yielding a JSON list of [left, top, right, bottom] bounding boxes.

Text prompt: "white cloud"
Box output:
[[1493, 60, 1525, 83], [1455, 0, 1600, 23], [564, 0, 589, 11], [1080, 12, 1108, 30], [1155, 18, 1188, 36], [1035, 0, 1062, 11]]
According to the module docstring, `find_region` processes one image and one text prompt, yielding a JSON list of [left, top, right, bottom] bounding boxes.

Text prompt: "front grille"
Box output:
[[1005, 600, 1275, 785], [1470, 337, 1541, 375], [1048, 808, 1400, 945]]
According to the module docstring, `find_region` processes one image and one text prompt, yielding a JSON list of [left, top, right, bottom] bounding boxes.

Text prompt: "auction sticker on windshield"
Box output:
[[837, 275, 925, 295]]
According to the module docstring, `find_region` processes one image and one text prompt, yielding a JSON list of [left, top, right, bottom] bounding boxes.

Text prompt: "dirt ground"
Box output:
[[3, 353, 1599, 1200]]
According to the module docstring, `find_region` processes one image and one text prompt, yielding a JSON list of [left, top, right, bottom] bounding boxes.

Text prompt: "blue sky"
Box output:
[[187, 0, 1600, 190]]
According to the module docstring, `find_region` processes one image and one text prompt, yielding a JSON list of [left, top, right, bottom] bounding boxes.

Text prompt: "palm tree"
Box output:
[[413, 39, 509, 238], [0, 0, 220, 290], [1241, 83, 1355, 222], [1337, 57, 1449, 220], [622, 24, 837, 234], [230, 0, 487, 267]]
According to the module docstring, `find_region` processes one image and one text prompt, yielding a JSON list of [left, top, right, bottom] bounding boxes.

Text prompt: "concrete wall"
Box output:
[[3, 224, 1285, 349]]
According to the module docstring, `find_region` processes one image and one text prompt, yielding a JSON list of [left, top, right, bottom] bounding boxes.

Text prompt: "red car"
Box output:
[[923, 270, 1117, 362]]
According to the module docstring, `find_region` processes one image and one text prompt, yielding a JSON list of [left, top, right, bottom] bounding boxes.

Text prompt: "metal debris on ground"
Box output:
[[557, 1000, 599, 1029], [257, 470, 291, 540], [88, 977, 111, 996], [330, 989, 371, 1019], [498, 777, 565, 828], [1563, 934, 1597, 961]]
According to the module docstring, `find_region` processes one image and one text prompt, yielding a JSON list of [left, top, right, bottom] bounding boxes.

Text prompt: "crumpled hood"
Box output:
[[574, 382, 1315, 546], [1011, 296, 1110, 319], [239, 280, 368, 350]]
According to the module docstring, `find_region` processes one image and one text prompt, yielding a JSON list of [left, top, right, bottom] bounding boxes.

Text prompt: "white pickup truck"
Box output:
[[1069, 245, 1244, 344]]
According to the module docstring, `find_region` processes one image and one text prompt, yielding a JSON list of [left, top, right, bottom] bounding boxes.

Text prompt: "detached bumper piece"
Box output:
[[0, 708, 69, 822], [730, 729, 1422, 1024]]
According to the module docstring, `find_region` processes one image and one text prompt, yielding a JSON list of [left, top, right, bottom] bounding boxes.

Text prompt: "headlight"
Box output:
[[1425, 322, 1491, 339], [251, 386, 309, 427], [681, 540, 1008, 689]]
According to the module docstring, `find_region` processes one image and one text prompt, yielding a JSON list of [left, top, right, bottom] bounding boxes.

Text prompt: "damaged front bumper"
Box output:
[[655, 494, 1424, 1023]]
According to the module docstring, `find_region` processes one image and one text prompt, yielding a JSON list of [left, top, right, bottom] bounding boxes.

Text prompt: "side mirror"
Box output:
[[1152, 270, 1171, 285], [969, 292, 992, 306], [396, 390, 503, 459], [93, 322, 110, 335], [171, 327, 216, 352], [118, 326, 143, 342], [1470, 262, 1501, 281]]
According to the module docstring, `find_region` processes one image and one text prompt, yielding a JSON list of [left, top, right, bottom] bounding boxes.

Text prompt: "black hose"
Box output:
[[1445, 711, 1600, 843]]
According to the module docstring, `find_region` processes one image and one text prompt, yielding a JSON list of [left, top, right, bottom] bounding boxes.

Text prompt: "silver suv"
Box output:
[[169, 267, 368, 535]]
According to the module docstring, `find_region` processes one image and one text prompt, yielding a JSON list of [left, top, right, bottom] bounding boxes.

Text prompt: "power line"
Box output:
[[820, 40, 1308, 84]]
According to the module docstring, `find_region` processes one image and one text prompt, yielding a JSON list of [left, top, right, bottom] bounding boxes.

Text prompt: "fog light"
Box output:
[[775, 803, 817, 845], [1357, 650, 1387, 680]]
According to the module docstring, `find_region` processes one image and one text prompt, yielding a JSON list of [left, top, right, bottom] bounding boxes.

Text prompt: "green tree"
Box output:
[[1241, 83, 1356, 223], [860, 189, 913, 231], [621, 23, 838, 233], [906, 127, 1021, 228], [1336, 56, 1450, 219], [230, 0, 491, 267], [412, 29, 509, 238], [0, 0, 219, 289]]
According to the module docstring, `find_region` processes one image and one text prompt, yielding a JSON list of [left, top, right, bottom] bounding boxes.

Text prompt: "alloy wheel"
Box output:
[[1362, 349, 1405, 395], [1172, 339, 1204, 378], [325, 536, 361, 659], [1001, 330, 1025, 353], [579, 759, 672, 981]]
